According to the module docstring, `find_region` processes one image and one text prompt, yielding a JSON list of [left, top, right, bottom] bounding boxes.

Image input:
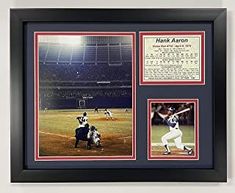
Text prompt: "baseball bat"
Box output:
[[173, 108, 190, 116], [157, 108, 191, 120]]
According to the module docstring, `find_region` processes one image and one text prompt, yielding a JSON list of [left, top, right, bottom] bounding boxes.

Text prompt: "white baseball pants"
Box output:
[[161, 129, 184, 150]]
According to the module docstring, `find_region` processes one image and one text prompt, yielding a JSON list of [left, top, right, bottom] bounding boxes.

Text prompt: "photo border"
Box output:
[[139, 31, 205, 85], [34, 32, 136, 161], [147, 98, 199, 160]]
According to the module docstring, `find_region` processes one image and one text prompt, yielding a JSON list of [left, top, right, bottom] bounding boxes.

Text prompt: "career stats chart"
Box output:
[[139, 31, 205, 85]]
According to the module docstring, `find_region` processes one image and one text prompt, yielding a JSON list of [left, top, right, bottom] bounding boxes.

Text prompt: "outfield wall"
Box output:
[[40, 96, 131, 109]]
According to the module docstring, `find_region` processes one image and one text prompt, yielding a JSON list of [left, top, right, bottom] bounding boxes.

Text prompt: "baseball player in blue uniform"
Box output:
[[158, 107, 193, 155]]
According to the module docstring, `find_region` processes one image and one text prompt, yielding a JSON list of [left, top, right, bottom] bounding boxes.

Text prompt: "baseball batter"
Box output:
[[77, 112, 89, 128], [158, 107, 193, 155]]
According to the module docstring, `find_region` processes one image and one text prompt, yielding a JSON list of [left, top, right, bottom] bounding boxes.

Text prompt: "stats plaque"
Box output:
[[140, 31, 205, 85]]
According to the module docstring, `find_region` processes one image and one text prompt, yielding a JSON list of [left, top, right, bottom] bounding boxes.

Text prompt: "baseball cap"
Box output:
[[168, 107, 175, 112]]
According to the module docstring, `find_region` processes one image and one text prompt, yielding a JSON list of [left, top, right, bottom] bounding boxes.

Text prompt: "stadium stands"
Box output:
[[151, 103, 194, 125], [39, 36, 133, 109]]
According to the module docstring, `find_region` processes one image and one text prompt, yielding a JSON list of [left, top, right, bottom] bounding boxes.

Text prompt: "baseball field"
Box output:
[[151, 125, 196, 158], [39, 108, 133, 157]]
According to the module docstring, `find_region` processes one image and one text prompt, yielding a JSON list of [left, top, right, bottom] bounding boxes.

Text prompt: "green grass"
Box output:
[[38, 108, 133, 156], [151, 125, 195, 144], [39, 108, 132, 137]]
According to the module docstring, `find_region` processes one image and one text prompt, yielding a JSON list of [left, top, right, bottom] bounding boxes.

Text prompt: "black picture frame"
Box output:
[[10, 8, 227, 182]]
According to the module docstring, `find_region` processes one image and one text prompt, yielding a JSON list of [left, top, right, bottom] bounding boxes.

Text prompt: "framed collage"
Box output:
[[11, 9, 227, 182]]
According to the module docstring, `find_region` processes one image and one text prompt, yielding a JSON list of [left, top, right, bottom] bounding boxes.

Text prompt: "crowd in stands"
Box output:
[[40, 88, 132, 99], [39, 36, 133, 109], [151, 103, 194, 125]]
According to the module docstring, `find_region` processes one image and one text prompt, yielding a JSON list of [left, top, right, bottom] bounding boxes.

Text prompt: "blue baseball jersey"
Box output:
[[165, 115, 179, 130]]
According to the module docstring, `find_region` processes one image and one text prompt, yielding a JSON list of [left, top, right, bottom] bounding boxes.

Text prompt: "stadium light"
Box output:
[[58, 36, 82, 45], [39, 35, 83, 46]]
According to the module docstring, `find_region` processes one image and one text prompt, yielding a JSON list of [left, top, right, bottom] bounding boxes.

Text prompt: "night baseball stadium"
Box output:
[[37, 34, 135, 159]]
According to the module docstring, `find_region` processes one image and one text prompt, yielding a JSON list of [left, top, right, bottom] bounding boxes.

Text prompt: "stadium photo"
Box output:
[[148, 99, 199, 160], [34, 32, 136, 160]]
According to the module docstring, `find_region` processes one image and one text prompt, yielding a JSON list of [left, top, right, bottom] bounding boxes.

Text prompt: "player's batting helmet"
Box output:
[[168, 107, 175, 112]]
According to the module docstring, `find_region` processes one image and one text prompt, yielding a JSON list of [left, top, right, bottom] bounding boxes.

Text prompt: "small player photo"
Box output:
[[35, 32, 136, 160], [148, 99, 199, 160]]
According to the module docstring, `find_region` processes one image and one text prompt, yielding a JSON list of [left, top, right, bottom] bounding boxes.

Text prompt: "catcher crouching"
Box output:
[[75, 125, 101, 149]]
